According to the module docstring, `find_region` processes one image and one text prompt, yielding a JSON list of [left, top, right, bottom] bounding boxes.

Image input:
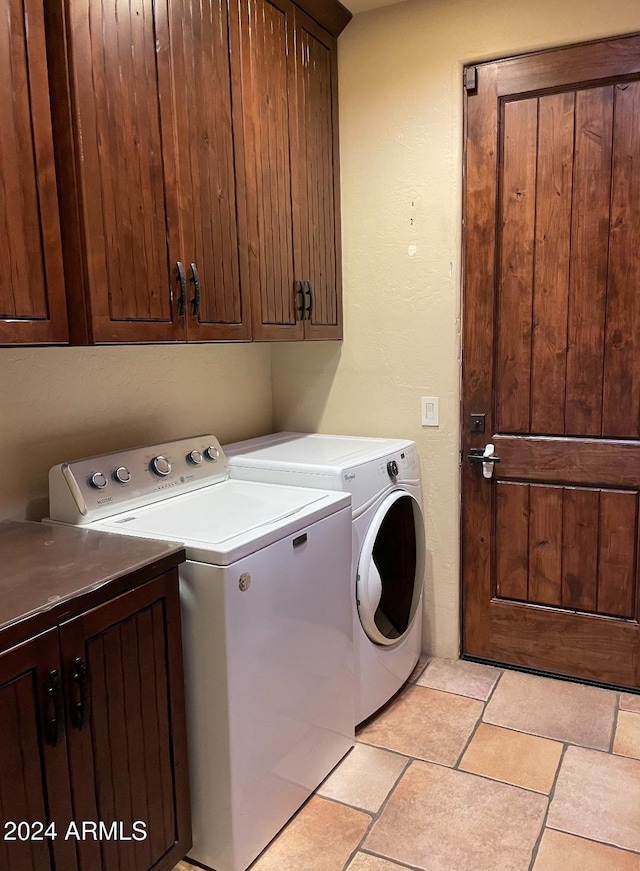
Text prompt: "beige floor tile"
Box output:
[[347, 853, 409, 870], [358, 685, 483, 766], [172, 864, 193, 871], [364, 760, 547, 871], [407, 653, 430, 683], [614, 710, 640, 760], [621, 693, 640, 713], [317, 743, 408, 812], [460, 722, 562, 793], [548, 746, 640, 852], [417, 657, 501, 700], [533, 829, 640, 870], [250, 796, 370, 870], [484, 670, 616, 749]]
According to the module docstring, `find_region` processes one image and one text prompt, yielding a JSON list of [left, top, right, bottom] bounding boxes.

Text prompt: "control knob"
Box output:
[[114, 466, 131, 484], [205, 446, 219, 462], [151, 455, 172, 477], [187, 450, 203, 464], [90, 472, 108, 489], [387, 460, 399, 478]]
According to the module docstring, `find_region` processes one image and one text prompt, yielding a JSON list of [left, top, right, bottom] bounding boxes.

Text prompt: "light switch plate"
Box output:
[[421, 396, 439, 427]]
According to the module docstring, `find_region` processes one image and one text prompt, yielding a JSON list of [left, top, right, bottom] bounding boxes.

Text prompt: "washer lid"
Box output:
[[95, 479, 350, 565]]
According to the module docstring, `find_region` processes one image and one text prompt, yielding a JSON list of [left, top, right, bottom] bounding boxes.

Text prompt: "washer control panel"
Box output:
[[49, 435, 229, 524]]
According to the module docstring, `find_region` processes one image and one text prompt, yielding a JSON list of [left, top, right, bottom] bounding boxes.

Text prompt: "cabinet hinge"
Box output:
[[464, 66, 477, 94]]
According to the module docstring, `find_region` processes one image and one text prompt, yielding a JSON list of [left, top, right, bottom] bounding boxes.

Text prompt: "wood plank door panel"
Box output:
[[0, 630, 78, 871], [239, 0, 304, 341], [495, 482, 637, 618], [58, 0, 184, 343], [60, 572, 190, 871], [462, 33, 640, 689], [0, 0, 67, 345], [292, 8, 342, 339], [603, 80, 640, 436], [170, 0, 250, 341]]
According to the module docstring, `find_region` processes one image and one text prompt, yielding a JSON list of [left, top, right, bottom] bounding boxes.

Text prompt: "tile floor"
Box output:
[[174, 657, 640, 871]]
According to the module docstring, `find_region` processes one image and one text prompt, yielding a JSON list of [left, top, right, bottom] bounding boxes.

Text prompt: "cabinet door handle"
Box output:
[[176, 262, 187, 317], [296, 281, 306, 321], [71, 657, 90, 730], [304, 281, 313, 321], [46, 669, 64, 746], [190, 263, 201, 318]]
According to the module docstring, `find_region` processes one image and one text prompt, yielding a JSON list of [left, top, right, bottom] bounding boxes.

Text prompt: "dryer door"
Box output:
[[356, 491, 425, 647]]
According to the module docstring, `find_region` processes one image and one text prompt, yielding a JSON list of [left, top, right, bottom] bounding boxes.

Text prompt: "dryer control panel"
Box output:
[[346, 443, 421, 514], [49, 435, 229, 524], [375, 445, 419, 481]]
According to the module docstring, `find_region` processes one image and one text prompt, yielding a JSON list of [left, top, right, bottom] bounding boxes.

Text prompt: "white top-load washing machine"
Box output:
[[225, 432, 425, 724], [48, 435, 353, 871]]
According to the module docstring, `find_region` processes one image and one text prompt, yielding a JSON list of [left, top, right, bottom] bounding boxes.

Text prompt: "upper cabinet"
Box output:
[[240, 0, 343, 340], [0, 0, 68, 345], [1, 0, 348, 346], [170, 0, 250, 342], [45, 0, 250, 344], [293, 8, 343, 340]]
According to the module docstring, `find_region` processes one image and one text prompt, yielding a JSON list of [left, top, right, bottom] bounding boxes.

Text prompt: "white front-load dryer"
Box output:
[[225, 432, 425, 724]]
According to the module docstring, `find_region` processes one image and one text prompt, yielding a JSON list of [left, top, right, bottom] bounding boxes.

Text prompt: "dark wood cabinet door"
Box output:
[[48, 0, 185, 343], [0, 630, 78, 871], [60, 571, 191, 871], [239, 0, 304, 341], [170, 0, 251, 341], [0, 0, 67, 345], [238, 0, 342, 341], [292, 9, 342, 340]]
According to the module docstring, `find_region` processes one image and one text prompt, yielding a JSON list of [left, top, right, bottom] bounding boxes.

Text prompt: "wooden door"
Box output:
[[292, 8, 342, 340], [0, 0, 67, 345], [60, 572, 191, 871], [238, 0, 304, 341], [170, 0, 251, 341], [0, 630, 78, 871], [48, 0, 184, 343], [462, 33, 640, 688]]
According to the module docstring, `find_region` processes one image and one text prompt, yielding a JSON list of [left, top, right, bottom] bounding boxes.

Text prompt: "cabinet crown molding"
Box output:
[[295, 0, 352, 36]]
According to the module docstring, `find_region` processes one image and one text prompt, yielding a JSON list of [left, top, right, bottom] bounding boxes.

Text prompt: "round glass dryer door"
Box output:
[[356, 491, 425, 647]]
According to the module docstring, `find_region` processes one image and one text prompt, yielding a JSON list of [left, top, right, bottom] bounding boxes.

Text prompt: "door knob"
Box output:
[[467, 443, 500, 478]]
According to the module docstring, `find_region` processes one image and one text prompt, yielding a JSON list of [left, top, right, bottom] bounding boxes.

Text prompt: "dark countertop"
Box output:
[[0, 520, 185, 646]]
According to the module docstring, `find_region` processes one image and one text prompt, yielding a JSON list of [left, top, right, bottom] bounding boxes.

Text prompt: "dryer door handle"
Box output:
[[365, 561, 383, 615]]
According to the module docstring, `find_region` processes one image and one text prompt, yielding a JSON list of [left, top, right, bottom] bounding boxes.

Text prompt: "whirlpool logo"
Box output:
[[344, 472, 356, 482]]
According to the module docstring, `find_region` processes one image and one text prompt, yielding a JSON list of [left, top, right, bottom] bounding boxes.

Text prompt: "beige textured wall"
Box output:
[[271, 0, 640, 658], [0, 345, 272, 521]]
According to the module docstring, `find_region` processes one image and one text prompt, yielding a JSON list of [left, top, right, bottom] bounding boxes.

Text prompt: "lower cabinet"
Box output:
[[0, 570, 190, 871], [0, 628, 77, 871]]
